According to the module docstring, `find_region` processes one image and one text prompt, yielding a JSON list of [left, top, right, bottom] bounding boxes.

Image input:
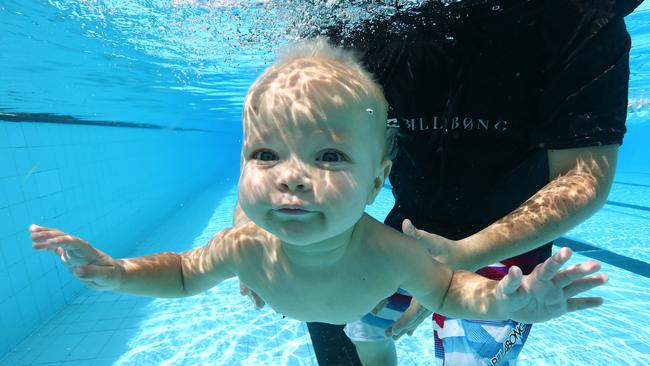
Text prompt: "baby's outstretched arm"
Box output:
[[30, 224, 237, 297], [404, 246, 607, 323]]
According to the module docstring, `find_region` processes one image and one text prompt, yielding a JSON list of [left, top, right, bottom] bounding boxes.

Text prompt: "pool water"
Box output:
[[1, 181, 649, 366], [1, 1, 649, 365]]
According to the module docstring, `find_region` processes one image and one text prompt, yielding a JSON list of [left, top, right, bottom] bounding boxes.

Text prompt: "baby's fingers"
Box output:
[[553, 260, 601, 288], [498, 266, 523, 296], [37, 234, 87, 251], [563, 274, 608, 298], [31, 229, 63, 249], [567, 297, 604, 312], [29, 224, 51, 233], [30, 227, 78, 250], [536, 247, 573, 282]]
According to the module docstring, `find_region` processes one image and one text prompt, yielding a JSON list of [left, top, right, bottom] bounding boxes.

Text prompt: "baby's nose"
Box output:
[[276, 165, 312, 192], [279, 181, 308, 192]]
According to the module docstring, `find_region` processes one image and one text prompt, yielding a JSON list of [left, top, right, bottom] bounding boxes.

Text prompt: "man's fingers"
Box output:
[[240, 282, 265, 309], [563, 274, 608, 298], [240, 281, 250, 296], [390, 315, 412, 336], [389, 320, 414, 340], [402, 219, 423, 239], [401, 218, 450, 260], [385, 324, 397, 338], [567, 297, 604, 312], [245, 287, 265, 309], [371, 299, 388, 315], [386, 300, 432, 339], [390, 310, 430, 339], [553, 260, 601, 288], [537, 247, 573, 281], [250, 291, 265, 309]]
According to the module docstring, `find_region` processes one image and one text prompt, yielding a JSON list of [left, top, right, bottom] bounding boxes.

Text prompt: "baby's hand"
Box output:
[[495, 247, 607, 323], [30, 224, 121, 291]]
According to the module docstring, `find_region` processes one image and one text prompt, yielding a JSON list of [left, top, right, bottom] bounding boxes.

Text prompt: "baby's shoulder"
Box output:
[[216, 223, 281, 274], [358, 215, 429, 263], [216, 222, 278, 254]]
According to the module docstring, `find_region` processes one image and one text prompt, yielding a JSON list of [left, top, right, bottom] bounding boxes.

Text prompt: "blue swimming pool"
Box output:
[[1, 1, 649, 365]]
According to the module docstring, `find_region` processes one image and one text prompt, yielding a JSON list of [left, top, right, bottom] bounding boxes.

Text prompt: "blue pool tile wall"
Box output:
[[0, 120, 239, 357]]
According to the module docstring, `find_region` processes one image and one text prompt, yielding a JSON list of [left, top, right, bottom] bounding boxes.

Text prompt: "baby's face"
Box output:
[[238, 92, 388, 246]]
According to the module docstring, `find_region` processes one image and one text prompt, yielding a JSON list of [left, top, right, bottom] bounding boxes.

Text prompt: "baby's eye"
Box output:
[[251, 149, 279, 161], [317, 150, 347, 163]]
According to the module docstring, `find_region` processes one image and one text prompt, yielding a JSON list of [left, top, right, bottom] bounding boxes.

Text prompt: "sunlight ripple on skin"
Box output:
[[105, 186, 314, 365]]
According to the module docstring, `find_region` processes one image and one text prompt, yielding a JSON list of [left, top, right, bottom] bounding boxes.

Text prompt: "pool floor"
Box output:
[[1, 177, 649, 365]]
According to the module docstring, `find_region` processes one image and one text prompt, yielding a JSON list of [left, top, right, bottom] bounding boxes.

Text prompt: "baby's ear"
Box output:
[[367, 159, 392, 205]]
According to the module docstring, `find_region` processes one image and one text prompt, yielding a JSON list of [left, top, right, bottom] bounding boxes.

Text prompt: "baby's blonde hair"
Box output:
[[243, 38, 395, 159]]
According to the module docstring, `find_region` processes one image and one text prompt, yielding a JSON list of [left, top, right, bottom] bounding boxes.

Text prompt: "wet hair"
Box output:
[[244, 38, 396, 160]]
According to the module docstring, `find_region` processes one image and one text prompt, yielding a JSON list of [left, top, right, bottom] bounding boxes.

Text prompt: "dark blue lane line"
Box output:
[[606, 200, 650, 212], [601, 206, 650, 221], [1, 112, 215, 132], [555, 237, 650, 278], [614, 181, 650, 188]]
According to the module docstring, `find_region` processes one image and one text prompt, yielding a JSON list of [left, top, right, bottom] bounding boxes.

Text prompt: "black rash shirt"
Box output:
[[323, 0, 640, 272]]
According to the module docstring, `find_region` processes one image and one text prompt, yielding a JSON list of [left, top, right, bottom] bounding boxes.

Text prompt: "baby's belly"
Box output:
[[264, 296, 375, 324], [239, 261, 400, 324]]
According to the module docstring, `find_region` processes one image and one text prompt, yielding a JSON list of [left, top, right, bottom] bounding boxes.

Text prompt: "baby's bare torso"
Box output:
[[231, 215, 407, 324]]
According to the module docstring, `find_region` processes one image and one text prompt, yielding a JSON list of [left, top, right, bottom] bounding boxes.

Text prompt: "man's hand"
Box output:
[[30, 224, 121, 291], [378, 219, 462, 339], [384, 298, 432, 340], [402, 219, 467, 270], [496, 247, 606, 323], [240, 281, 265, 309]]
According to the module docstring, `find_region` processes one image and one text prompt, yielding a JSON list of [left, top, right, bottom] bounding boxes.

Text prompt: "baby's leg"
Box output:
[[344, 290, 412, 366], [352, 339, 396, 366]]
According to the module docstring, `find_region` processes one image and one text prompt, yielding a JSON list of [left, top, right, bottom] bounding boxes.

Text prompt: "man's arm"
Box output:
[[388, 144, 618, 337], [452, 144, 618, 271]]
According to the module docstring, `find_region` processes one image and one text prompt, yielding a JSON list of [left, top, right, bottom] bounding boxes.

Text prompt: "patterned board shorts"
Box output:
[[344, 263, 532, 366]]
